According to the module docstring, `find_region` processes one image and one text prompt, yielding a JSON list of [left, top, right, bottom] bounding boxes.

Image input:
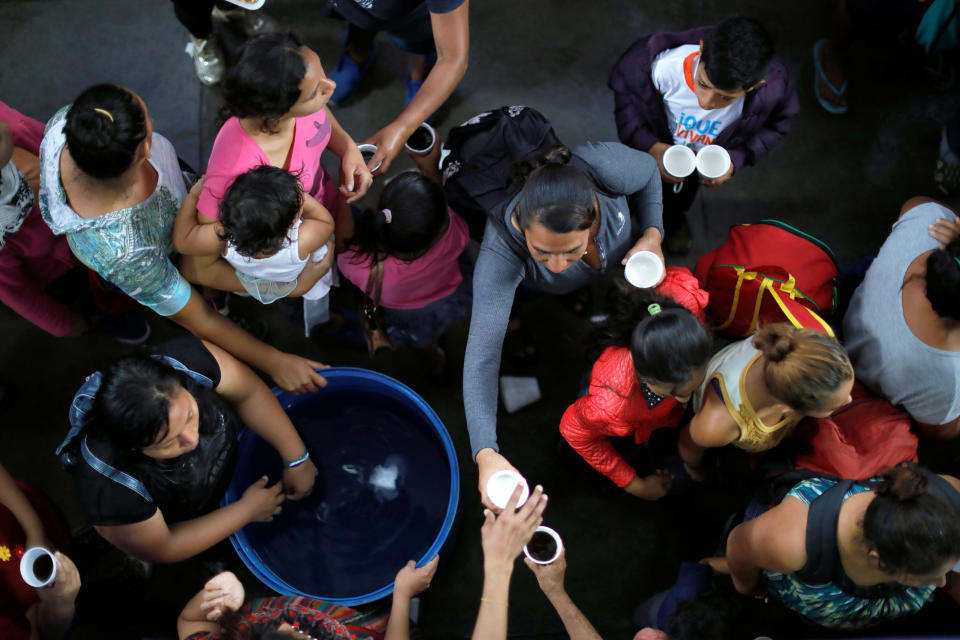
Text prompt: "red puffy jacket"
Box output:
[[559, 267, 709, 487], [560, 346, 686, 487]]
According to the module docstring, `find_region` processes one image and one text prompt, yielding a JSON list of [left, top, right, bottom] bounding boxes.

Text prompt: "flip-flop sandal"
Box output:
[[813, 38, 848, 115]]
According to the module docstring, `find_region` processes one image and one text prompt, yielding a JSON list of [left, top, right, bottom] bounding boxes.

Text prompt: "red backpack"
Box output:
[[795, 382, 919, 480], [694, 220, 838, 337]]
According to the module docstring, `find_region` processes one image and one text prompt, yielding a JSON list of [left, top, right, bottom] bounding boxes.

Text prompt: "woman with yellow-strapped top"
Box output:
[[678, 323, 855, 481]]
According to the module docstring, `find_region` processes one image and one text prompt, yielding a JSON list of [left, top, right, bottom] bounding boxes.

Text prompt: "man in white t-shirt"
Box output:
[[610, 17, 799, 253]]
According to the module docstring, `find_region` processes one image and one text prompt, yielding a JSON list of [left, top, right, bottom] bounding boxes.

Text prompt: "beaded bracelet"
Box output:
[[285, 450, 310, 468]]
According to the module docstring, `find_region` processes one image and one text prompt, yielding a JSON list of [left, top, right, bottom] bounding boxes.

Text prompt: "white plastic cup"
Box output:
[[403, 122, 437, 156], [523, 525, 563, 565], [357, 143, 383, 173], [696, 145, 731, 180], [624, 250, 665, 289], [485, 469, 530, 509], [662, 145, 696, 193], [20, 547, 57, 588]]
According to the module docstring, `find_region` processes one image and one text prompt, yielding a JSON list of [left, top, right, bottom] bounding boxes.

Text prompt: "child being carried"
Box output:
[[175, 165, 335, 327]]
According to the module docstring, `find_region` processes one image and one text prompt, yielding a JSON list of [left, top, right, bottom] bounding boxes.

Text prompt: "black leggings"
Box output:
[[169, 0, 226, 39], [662, 176, 700, 233]]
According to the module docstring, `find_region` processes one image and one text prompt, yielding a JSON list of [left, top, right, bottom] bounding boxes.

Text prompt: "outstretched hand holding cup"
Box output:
[[480, 484, 548, 572]]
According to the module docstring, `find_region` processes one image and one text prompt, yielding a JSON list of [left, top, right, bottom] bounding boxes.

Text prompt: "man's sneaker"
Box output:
[[329, 44, 379, 105], [100, 312, 152, 345], [184, 36, 225, 86]]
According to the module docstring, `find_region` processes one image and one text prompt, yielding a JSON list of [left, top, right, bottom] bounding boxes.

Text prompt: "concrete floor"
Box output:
[[2, 0, 960, 638]]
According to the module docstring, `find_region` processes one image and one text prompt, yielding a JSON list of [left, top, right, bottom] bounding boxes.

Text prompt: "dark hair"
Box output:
[[345, 171, 449, 265], [64, 84, 147, 180], [924, 237, 960, 321], [701, 17, 774, 91], [221, 32, 306, 134], [512, 145, 598, 234], [597, 283, 711, 387], [218, 165, 303, 258], [218, 607, 344, 640], [670, 591, 738, 640], [90, 355, 222, 452], [862, 464, 960, 577], [753, 324, 853, 414]]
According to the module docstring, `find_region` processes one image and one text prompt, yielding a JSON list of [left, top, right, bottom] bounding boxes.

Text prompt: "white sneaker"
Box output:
[[184, 36, 225, 86]]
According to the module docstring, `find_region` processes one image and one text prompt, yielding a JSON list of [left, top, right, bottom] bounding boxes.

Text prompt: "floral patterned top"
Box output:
[[38, 106, 192, 316]]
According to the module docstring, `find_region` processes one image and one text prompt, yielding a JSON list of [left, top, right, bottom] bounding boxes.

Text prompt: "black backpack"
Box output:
[[440, 106, 562, 239]]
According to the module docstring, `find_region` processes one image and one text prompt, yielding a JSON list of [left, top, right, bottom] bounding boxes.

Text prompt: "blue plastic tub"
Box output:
[[223, 367, 459, 606]]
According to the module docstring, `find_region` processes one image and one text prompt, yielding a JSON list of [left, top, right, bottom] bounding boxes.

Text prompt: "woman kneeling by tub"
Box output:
[[58, 335, 318, 563]]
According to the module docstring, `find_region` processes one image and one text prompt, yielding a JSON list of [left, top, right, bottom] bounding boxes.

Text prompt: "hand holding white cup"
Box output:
[[403, 123, 437, 156], [696, 144, 731, 181], [662, 145, 697, 193], [624, 250, 665, 289], [523, 525, 563, 565], [485, 469, 530, 510], [20, 546, 57, 588]]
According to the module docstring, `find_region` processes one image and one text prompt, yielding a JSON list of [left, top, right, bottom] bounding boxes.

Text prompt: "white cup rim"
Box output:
[[662, 145, 696, 179], [485, 470, 530, 509], [695, 145, 731, 179], [523, 525, 563, 565], [357, 143, 383, 173], [403, 122, 437, 155], [624, 250, 665, 288], [20, 546, 57, 588]]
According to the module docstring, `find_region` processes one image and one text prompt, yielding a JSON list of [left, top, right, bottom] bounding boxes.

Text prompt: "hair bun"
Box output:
[[540, 145, 571, 166], [879, 464, 928, 502], [754, 324, 796, 362]]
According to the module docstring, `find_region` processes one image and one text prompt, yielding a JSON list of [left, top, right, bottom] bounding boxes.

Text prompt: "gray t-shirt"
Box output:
[[463, 141, 662, 457], [843, 202, 960, 426]]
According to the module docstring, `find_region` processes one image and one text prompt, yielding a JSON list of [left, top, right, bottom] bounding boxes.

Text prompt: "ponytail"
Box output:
[[862, 464, 960, 576], [597, 283, 711, 387], [344, 171, 448, 265], [753, 324, 853, 414], [64, 84, 147, 180], [512, 145, 597, 234]]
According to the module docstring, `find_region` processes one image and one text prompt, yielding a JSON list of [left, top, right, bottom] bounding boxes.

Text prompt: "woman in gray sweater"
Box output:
[[464, 142, 663, 509]]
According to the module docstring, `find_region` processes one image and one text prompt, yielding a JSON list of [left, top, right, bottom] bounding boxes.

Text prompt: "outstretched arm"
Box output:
[[525, 551, 602, 640], [363, 2, 469, 176], [471, 485, 548, 640], [30, 552, 81, 640], [206, 340, 318, 499], [386, 557, 440, 640], [325, 108, 373, 203], [170, 288, 328, 394], [96, 477, 284, 564]]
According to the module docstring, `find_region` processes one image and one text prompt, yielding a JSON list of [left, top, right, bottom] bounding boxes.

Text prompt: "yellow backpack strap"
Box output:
[[718, 267, 756, 331], [769, 281, 836, 337], [748, 276, 773, 334]]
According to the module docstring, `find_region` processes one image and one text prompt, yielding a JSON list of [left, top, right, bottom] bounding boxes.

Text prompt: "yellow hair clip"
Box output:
[[93, 108, 114, 122]]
